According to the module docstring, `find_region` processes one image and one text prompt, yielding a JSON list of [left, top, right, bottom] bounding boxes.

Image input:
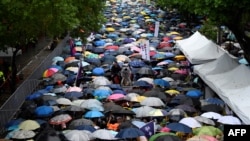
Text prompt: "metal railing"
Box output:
[[0, 35, 69, 135]]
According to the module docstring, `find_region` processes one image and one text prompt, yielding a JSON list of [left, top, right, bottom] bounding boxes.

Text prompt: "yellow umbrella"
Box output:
[[106, 27, 115, 32], [169, 31, 180, 35], [174, 55, 186, 61], [144, 16, 150, 19], [19, 120, 40, 131], [165, 89, 180, 95], [140, 11, 147, 15], [131, 96, 147, 102], [168, 67, 179, 71], [149, 109, 166, 117], [174, 36, 183, 40], [123, 16, 131, 20]]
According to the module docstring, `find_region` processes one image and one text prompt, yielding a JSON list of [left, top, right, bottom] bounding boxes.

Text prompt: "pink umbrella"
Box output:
[[174, 69, 188, 75], [66, 86, 82, 92], [157, 61, 168, 66], [160, 127, 171, 132], [130, 46, 141, 53], [107, 93, 125, 100]]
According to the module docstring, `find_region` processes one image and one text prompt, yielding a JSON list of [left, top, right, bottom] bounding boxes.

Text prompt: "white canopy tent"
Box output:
[[176, 31, 225, 64], [194, 53, 250, 124]]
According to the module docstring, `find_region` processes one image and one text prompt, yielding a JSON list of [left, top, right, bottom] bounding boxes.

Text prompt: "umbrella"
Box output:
[[137, 67, 155, 75], [193, 126, 222, 136], [166, 122, 192, 133], [116, 54, 131, 62], [75, 125, 96, 132], [56, 98, 72, 105], [186, 89, 203, 98], [11, 130, 36, 140], [63, 105, 85, 112], [35, 105, 54, 117], [51, 73, 67, 83], [175, 104, 197, 113], [19, 120, 40, 131], [64, 91, 83, 99], [129, 60, 146, 68], [133, 106, 155, 118], [131, 120, 146, 128], [80, 99, 104, 111], [66, 86, 82, 92], [149, 109, 168, 117], [179, 117, 202, 128], [115, 127, 145, 139], [64, 130, 92, 141], [92, 129, 117, 140], [149, 132, 177, 141], [133, 80, 152, 88], [84, 110, 104, 118], [103, 102, 135, 115], [69, 119, 93, 129], [92, 67, 105, 76], [200, 112, 222, 120], [140, 97, 165, 107], [143, 89, 167, 102], [93, 76, 111, 88], [201, 104, 223, 113], [153, 135, 183, 141], [194, 116, 215, 126], [187, 135, 219, 141], [137, 77, 154, 85], [205, 97, 224, 105], [217, 115, 242, 125], [49, 114, 72, 128], [153, 78, 170, 87], [107, 93, 125, 100], [165, 89, 180, 95], [43, 68, 58, 78]]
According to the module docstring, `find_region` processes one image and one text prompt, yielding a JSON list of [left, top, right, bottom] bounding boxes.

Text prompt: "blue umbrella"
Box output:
[[152, 66, 163, 70], [129, 60, 146, 68], [94, 40, 106, 47], [85, 58, 101, 66], [166, 122, 192, 133], [115, 127, 145, 139], [186, 89, 203, 98], [112, 89, 127, 95], [26, 92, 43, 100], [108, 84, 123, 90], [153, 79, 170, 87], [165, 52, 175, 58], [93, 89, 112, 99], [64, 91, 83, 99], [5, 118, 25, 130], [75, 41, 83, 46], [239, 58, 249, 65], [35, 105, 54, 117], [92, 47, 105, 54], [152, 53, 166, 60], [133, 80, 152, 88], [92, 67, 105, 76], [84, 110, 104, 118], [163, 59, 174, 63], [205, 97, 224, 105], [75, 125, 96, 132]]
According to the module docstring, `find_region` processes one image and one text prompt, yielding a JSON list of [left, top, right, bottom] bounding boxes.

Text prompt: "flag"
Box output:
[[139, 121, 155, 138]]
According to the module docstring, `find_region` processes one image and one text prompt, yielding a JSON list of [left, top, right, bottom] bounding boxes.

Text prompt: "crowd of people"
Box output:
[[2, 0, 244, 141]]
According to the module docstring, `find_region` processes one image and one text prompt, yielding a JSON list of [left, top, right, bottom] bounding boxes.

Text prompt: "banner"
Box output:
[[140, 121, 155, 138], [139, 39, 150, 61], [154, 21, 160, 38]]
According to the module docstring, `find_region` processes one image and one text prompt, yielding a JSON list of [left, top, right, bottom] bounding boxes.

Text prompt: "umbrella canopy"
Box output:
[[11, 130, 36, 140], [84, 110, 104, 118], [140, 97, 165, 107], [193, 126, 222, 137], [49, 114, 72, 128], [205, 97, 224, 105], [92, 129, 117, 140], [56, 98, 72, 105], [194, 116, 215, 126], [201, 104, 223, 113], [200, 112, 222, 120], [166, 122, 192, 133], [69, 119, 93, 129], [149, 132, 177, 141], [137, 67, 155, 76], [64, 130, 92, 141], [179, 117, 202, 128], [19, 120, 40, 131], [217, 115, 242, 125], [74, 125, 96, 132], [64, 91, 83, 99], [133, 106, 155, 118], [80, 99, 104, 111], [115, 127, 145, 139], [107, 93, 125, 100], [35, 105, 54, 117], [153, 78, 170, 87], [187, 135, 219, 141]]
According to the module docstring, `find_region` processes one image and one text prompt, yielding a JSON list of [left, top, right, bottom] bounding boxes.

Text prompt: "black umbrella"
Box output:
[[201, 104, 224, 113], [103, 102, 135, 115], [143, 89, 167, 102], [137, 67, 155, 76], [154, 135, 183, 141]]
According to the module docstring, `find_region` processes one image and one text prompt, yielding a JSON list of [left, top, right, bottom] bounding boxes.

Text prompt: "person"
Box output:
[[110, 61, 121, 84], [120, 63, 132, 86]]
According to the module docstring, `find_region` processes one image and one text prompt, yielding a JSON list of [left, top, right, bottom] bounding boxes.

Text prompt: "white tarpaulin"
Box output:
[[194, 53, 250, 124], [176, 31, 224, 64]]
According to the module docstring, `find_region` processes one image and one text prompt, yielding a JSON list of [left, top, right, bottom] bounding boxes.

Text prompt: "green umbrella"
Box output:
[[193, 126, 222, 136], [149, 132, 177, 141]]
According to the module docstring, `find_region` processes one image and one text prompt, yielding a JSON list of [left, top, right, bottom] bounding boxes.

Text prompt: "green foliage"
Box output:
[[0, 0, 106, 49], [199, 20, 218, 42]]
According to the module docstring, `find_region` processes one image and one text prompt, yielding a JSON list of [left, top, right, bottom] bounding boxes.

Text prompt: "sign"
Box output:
[[140, 121, 155, 138], [224, 125, 250, 140], [154, 21, 160, 38], [139, 39, 150, 61]]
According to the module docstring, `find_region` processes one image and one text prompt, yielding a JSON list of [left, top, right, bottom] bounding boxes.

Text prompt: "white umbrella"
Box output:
[[56, 98, 72, 105], [72, 99, 86, 107], [116, 54, 131, 62], [80, 99, 104, 111], [137, 77, 154, 85], [64, 130, 93, 141], [92, 129, 117, 140], [11, 130, 36, 140], [161, 77, 175, 82], [179, 117, 202, 128], [217, 115, 242, 125], [93, 76, 111, 88], [133, 106, 155, 118], [140, 97, 165, 107], [194, 116, 215, 126], [200, 112, 222, 120]]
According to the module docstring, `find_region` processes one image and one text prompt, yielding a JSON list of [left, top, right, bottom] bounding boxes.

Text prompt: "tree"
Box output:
[[156, 0, 250, 63], [0, 0, 106, 92]]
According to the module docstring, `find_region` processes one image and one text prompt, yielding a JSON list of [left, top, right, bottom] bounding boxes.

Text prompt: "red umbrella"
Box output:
[[43, 68, 58, 78], [105, 45, 119, 50], [49, 114, 72, 129]]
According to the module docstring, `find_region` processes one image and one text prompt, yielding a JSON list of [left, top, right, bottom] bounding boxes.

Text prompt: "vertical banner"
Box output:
[[140, 39, 150, 61], [140, 121, 155, 138], [154, 21, 160, 38]]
